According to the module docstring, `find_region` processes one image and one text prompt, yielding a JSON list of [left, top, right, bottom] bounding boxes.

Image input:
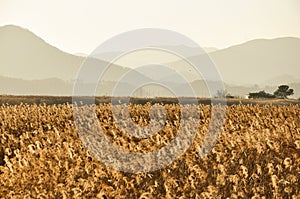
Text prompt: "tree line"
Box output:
[[249, 85, 294, 99]]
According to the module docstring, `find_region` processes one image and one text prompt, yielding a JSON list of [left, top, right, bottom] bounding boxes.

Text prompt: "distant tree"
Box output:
[[273, 85, 294, 99], [248, 90, 275, 99], [35, 98, 41, 105], [226, 94, 235, 99]]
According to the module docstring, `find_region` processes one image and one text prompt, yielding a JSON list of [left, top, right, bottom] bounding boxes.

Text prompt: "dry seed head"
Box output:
[[283, 158, 292, 169]]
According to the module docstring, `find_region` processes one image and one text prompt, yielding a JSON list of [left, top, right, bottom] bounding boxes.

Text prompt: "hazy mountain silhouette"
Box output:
[[0, 25, 137, 82], [0, 25, 83, 80], [0, 75, 139, 96], [262, 74, 300, 86], [1, 25, 300, 98], [163, 37, 300, 90], [0, 76, 71, 95], [89, 46, 218, 63], [152, 45, 218, 57], [209, 37, 300, 85]]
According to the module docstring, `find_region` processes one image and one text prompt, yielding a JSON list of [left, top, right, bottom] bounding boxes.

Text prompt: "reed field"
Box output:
[[0, 102, 299, 198]]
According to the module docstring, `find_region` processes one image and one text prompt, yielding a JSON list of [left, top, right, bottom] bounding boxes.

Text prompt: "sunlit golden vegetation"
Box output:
[[0, 103, 299, 198]]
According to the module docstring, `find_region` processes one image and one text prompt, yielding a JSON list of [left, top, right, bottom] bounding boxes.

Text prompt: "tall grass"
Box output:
[[0, 103, 299, 198]]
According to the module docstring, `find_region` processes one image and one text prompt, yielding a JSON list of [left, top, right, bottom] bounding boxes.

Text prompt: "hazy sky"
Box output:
[[1, 0, 300, 54]]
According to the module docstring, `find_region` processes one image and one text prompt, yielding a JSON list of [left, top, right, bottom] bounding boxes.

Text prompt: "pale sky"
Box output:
[[1, 0, 300, 54]]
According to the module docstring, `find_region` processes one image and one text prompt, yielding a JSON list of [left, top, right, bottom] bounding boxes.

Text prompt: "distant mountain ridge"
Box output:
[[1, 25, 300, 98], [167, 37, 300, 85], [0, 25, 137, 82], [0, 25, 83, 80], [210, 37, 300, 85], [2, 75, 299, 98]]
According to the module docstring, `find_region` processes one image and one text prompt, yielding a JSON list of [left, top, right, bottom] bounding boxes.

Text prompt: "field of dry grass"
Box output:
[[0, 103, 300, 198], [1, 95, 299, 106]]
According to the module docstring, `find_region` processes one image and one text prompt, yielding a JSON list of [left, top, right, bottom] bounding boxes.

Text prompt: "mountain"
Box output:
[[0, 25, 136, 82], [262, 74, 300, 86], [1, 25, 300, 98], [0, 25, 83, 80], [0, 76, 139, 96], [90, 46, 218, 65], [0, 76, 71, 95], [209, 37, 300, 85], [2, 75, 299, 98], [155, 45, 218, 57], [166, 37, 300, 86]]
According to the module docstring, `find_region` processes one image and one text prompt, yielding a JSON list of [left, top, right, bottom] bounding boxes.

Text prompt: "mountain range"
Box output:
[[0, 25, 299, 98]]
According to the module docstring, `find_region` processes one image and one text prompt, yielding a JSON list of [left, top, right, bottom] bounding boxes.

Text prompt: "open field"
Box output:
[[0, 101, 299, 198], [1, 95, 300, 106]]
